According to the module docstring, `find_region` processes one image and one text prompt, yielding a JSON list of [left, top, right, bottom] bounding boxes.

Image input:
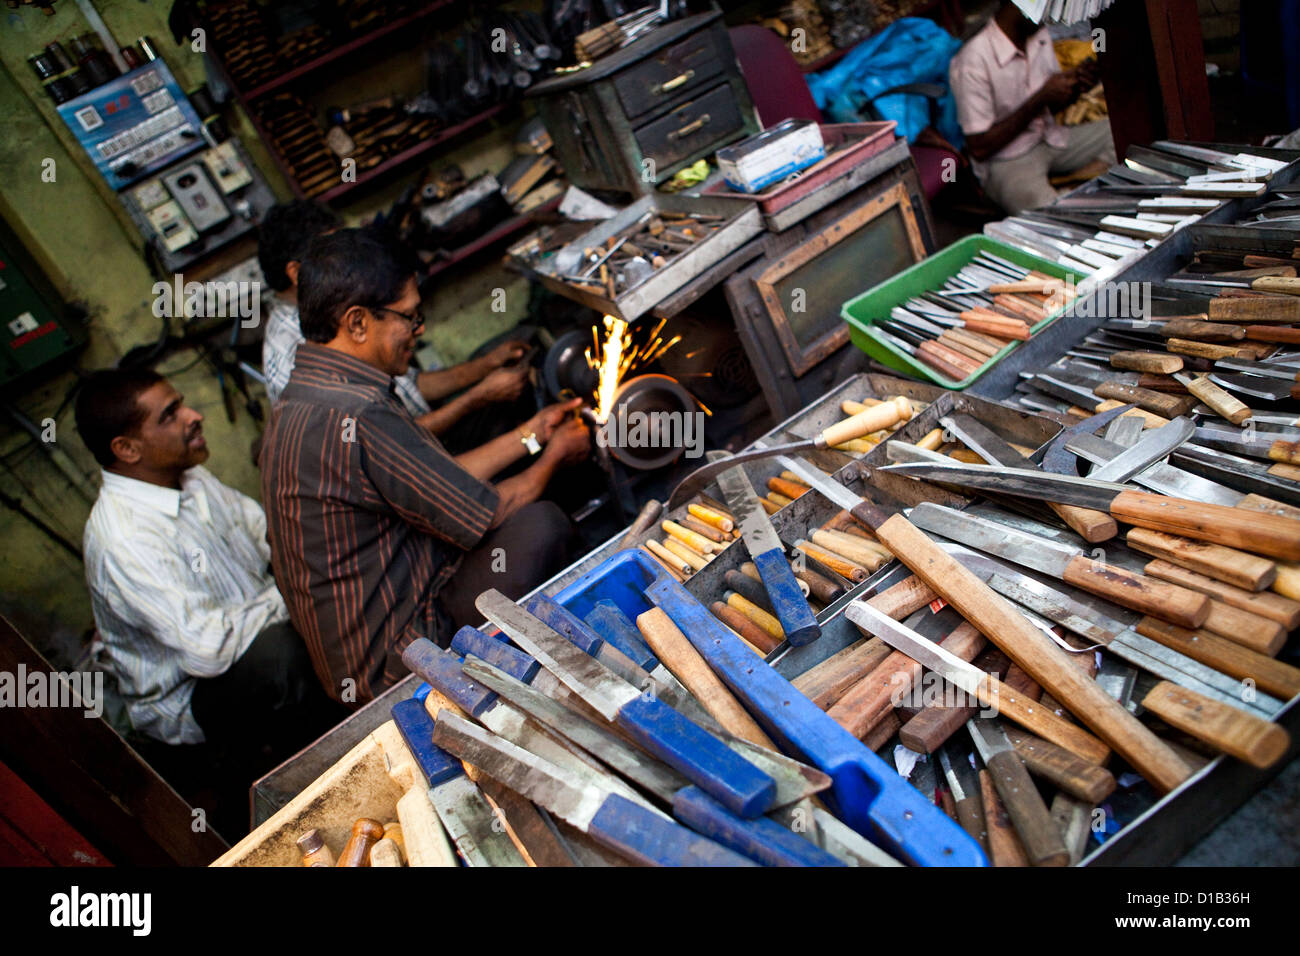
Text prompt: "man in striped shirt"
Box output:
[[258, 201, 532, 438], [77, 368, 343, 832], [260, 228, 589, 706]]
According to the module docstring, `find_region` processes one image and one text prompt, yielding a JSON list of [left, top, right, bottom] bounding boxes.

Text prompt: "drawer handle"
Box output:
[[655, 70, 695, 94], [668, 114, 710, 141]]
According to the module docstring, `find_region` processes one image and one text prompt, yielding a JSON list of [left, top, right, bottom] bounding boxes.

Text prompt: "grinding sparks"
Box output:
[[585, 315, 684, 422]]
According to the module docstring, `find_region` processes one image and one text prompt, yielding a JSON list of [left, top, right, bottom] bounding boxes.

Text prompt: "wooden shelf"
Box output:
[[425, 195, 562, 279], [240, 1, 456, 101], [315, 104, 512, 203]]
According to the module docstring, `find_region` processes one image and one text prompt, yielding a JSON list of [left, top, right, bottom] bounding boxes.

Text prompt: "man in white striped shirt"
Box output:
[[76, 369, 341, 818]]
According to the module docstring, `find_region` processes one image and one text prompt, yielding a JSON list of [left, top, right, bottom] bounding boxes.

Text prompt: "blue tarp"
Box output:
[[807, 17, 964, 148]]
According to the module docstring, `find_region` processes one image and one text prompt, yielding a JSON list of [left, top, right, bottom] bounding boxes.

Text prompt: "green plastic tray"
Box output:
[[841, 234, 1082, 389]]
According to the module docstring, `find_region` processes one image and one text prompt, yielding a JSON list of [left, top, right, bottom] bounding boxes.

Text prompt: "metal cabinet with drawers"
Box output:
[[528, 11, 759, 196]]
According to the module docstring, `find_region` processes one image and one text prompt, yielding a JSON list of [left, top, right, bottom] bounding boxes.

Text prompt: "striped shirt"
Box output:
[[260, 343, 499, 705], [83, 467, 289, 745], [260, 296, 433, 416]]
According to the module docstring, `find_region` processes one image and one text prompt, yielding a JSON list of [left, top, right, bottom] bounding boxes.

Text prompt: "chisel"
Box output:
[[908, 503, 1210, 628], [967, 718, 1068, 866], [391, 698, 528, 867], [1193, 422, 1300, 465], [937, 744, 987, 854], [431, 712, 758, 866], [1139, 681, 1291, 769], [715, 463, 820, 646], [880, 460, 1300, 561], [476, 589, 778, 817]]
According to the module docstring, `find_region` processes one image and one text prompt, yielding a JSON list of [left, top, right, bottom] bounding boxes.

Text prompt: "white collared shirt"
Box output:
[[260, 296, 433, 416], [83, 465, 289, 744]]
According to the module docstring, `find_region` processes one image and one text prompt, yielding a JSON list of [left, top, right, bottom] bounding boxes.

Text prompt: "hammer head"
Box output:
[[1040, 403, 1135, 476]]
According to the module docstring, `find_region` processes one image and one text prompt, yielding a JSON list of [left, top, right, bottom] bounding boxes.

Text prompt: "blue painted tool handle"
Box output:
[[587, 793, 758, 867], [450, 626, 540, 683], [401, 638, 498, 718], [391, 698, 463, 787], [753, 548, 820, 646], [585, 599, 660, 672], [671, 786, 845, 867], [615, 694, 776, 819], [525, 594, 603, 655], [641, 561, 987, 867]]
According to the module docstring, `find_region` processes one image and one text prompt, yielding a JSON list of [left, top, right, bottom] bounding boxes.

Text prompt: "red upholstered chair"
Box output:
[[728, 24, 965, 203]]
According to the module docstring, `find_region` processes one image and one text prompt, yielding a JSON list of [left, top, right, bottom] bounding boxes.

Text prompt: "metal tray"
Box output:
[[516, 192, 763, 322]]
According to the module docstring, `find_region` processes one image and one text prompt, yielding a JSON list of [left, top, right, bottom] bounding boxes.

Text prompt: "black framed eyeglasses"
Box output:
[[371, 305, 426, 330]]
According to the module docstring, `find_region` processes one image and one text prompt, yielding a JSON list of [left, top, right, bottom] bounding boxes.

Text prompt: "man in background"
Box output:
[[257, 201, 531, 439], [949, 1, 1116, 214]]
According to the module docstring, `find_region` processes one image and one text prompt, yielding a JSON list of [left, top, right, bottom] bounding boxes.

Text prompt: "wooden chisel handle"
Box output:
[[1124, 527, 1276, 592], [983, 747, 1068, 866], [1092, 382, 1196, 419], [1251, 276, 1300, 295], [1110, 490, 1300, 562], [1111, 351, 1184, 374], [1062, 556, 1210, 628], [637, 608, 777, 750], [819, 402, 905, 448], [1158, 318, 1245, 341], [1142, 681, 1290, 769], [711, 601, 780, 654], [1180, 373, 1253, 424], [979, 770, 1028, 866], [1050, 502, 1118, 543], [792, 639, 892, 709], [869, 513, 1192, 792], [953, 792, 988, 856], [794, 540, 868, 582], [1244, 324, 1300, 344], [1142, 559, 1300, 629], [336, 819, 385, 867], [1135, 617, 1300, 701], [1269, 440, 1300, 466], [1208, 296, 1300, 322], [1201, 600, 1286, 658], [976, 676, 1109, 765], [1005, 727, 1117, 803]]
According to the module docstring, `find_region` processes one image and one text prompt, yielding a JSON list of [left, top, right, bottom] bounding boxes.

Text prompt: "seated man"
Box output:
[[258, 201, 530, 437], [949, 1, 1116, 214], [77, 368, 342, 831], [260, 228, 590, 706]]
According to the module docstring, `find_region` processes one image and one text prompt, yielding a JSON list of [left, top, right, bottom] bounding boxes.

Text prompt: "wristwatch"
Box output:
[[518, 427, 541, 455]]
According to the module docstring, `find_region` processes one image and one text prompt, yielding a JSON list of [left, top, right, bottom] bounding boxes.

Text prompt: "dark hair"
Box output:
[[297, 227, 418, 344], [74, 367, 166, 468], [256, 200, 341, 292]]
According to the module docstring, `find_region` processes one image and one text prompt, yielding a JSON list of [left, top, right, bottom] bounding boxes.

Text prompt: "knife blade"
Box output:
[[908, 502, 1210, 628], [715, 464, 820, 646], [1208, 372, 1299, 401], [1215, 357, 1300, 381], [967, 717, 1068, 866], [878, 460, 1300, 561], [1084, 416, 1195, 483], [1064, 431, 1242, 503], [391, 698, 528, 867], [476, 589, 777, 818], [937, 743, 986, 853], [1194, 423, 1300, 464], [430, 711, 759, 866]]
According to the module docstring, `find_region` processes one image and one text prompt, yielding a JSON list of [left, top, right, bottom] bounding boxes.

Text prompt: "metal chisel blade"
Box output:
[[908, 502, 1080, 577], [477, 590, 638, 719], [1084, 417, 1194, 483], [880, 461, 1133, 511], [845, 601, 985, 699], [716, 464, 786, 558]]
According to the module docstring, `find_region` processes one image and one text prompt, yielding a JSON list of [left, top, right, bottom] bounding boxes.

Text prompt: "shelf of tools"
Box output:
[[223, 141, 1300, 868]]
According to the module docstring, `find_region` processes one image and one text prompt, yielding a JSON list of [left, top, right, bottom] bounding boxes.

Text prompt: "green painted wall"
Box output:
[[0, 2, 533, 663]]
